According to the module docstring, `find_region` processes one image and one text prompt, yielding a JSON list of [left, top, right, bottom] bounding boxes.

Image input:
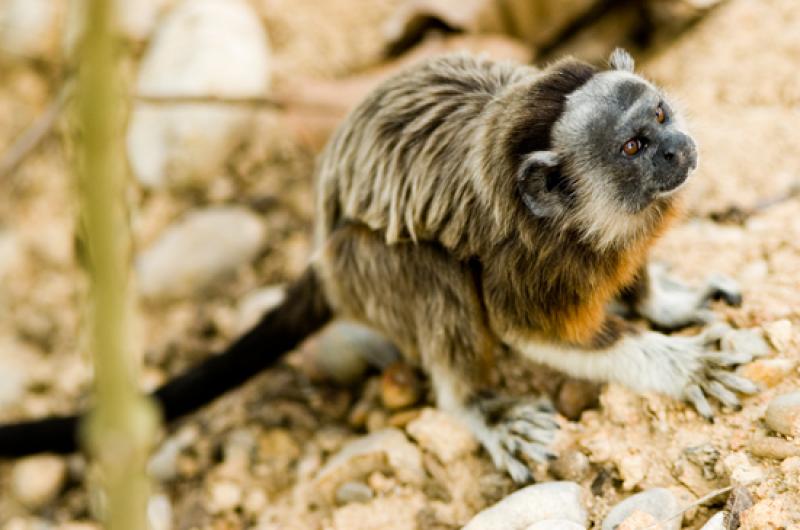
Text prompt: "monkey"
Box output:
[[0, 49, 758, 483]]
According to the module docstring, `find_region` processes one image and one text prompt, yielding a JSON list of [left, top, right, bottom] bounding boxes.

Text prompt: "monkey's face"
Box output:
[[556, 71, 697, 214], [516, 49, 695, 247]]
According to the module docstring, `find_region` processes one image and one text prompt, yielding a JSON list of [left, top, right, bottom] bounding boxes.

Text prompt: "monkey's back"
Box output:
[[315, 54, 534, 253]]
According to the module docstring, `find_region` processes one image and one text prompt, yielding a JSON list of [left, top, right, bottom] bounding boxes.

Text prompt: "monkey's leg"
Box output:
[[511, 319, 759, 421], [319, 224, 558, 483], [618, 262, 742, 331], [431, 362, 559, 483]]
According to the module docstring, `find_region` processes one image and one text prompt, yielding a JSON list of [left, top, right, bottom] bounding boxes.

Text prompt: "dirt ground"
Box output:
[[0, 0, 799, 529]]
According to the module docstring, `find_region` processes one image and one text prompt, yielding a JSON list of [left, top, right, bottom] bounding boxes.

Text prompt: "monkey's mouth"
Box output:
[[654, 170, 691, 197]]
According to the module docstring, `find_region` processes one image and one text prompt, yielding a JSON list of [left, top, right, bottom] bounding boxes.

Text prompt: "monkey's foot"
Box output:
[[468, 395, 560, 483], [640, 263, 742, 331]]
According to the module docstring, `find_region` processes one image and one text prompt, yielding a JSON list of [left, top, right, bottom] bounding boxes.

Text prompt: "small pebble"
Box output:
[[722, 452, 764, 486], [406, 408, 478, 464], [381, 362, 421, 410], [698, 512, 725, 530], [464, 482, 589, 530], [525, 520, 586, 530], [557, 379, 600, 420], [11, 455, 67, 509], [749, 436, 800, 460], [764, 391, 800, 437], [721, 328, 770, 357], [739, 358, 795, 388], [309, 322, 399, 385], [147, 494, 172, 530], [551, 450, 591, 482], [208, 481, 243, 514], [335, 481, 374, 505], [763, 319, 793, 352], [601, 489, 681, 530], [243, 488, 268, 516]]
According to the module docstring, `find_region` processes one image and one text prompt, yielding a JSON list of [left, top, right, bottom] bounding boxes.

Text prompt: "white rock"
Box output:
[[148, 425, 198, 481], [464, 482, 588, 530], [764, 391, 800, 437], [525, 520, 586, 530], [137, 207, 265, 300], [208, 481, 242, 514], [601, 488, 682, 530], [127, 0, 271, 188], [315, 428, 424, 502], [698, 512, 726, 530], [0, 0, 63, 59], [11, 455, 68, 509], [236, 284, 286, 332], [763, 319, 793, 352], [722, 452, 764, 486], [309, 322, 399, 384], [406, 408, 477, 464], [147, 494, 173, 530], [721, 328, 770, 357]]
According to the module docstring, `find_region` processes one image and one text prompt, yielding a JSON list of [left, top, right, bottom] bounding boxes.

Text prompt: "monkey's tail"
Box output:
[[0, 267, 332, 457]]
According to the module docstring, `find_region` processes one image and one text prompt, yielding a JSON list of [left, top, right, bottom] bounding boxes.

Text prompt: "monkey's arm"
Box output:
[[616, 262, 742, 331], [510, 316, 758, 420]]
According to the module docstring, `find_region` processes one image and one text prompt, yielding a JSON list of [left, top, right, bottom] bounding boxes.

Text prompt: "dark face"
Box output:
[[550, 71, 699, 218], [583, 79, 698, 212]]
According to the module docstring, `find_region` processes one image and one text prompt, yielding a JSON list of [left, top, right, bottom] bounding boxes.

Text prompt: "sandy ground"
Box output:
[[0, 0, 799, 528]]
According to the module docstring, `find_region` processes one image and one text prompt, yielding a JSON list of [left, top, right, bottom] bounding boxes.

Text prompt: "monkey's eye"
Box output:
[[656, 106, 666, 124], [622, 138, 641, 156]]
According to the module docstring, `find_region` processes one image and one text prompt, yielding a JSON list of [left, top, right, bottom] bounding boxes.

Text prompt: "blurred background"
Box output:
[[0, 0, 798, 529]]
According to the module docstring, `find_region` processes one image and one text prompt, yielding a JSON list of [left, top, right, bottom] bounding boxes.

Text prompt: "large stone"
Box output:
[[11, 455, 68, 509], [764, 392, 800, 437], [127, 0, 271, 188], [136, 207, 265, 300], [464, 482, 589, 530], [0, 0, 64, 59]]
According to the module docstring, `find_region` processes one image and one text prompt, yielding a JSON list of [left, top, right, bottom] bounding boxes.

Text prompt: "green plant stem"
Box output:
[[76, 1, 160, 529]]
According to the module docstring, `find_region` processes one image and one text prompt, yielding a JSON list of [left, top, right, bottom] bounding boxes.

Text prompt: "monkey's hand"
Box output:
[[637, 263, 742, 331], [465, 395, 559, 483], [622, 323, 760, 420]]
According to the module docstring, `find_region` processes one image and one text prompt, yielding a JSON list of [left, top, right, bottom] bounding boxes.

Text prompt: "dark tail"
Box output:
[[0, 267, 332, 457]]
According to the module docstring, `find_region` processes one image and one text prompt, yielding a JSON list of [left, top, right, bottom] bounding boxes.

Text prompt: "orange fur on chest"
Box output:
[[554, 204, 681, 346]]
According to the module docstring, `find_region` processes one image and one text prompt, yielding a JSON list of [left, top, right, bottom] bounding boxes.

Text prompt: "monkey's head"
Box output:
[[516, 49, 696, 247]]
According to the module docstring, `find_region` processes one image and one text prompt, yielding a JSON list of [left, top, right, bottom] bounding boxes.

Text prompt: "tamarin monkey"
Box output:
[[0, 49, 757, 482]]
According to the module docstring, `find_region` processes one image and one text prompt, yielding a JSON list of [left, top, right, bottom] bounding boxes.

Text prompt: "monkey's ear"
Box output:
[[609, 48, 635, 72], [517, 151, 566, 218]]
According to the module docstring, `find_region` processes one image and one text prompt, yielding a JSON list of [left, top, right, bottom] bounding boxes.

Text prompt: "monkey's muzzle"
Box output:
[[656, 133, 698, 193]]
